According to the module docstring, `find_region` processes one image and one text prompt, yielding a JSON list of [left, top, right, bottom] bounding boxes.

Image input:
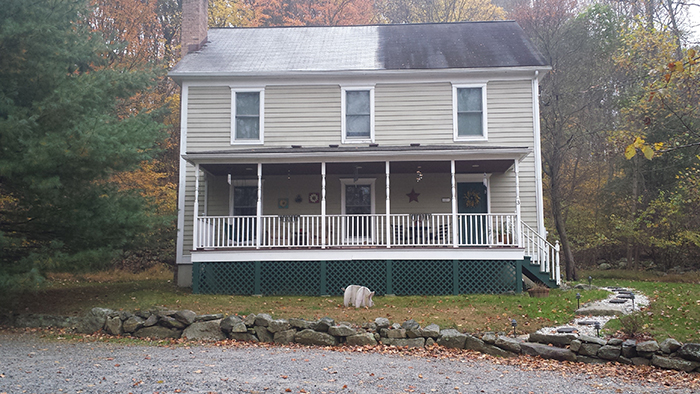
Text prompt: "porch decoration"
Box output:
[[462, 190, 481, 208], [309, 192, 320, 203], [406, 188, 420, 203], [278, 198, 289, 209], [294, 194, 303, 203]]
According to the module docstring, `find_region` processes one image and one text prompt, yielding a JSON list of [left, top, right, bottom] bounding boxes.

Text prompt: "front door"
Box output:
[[457, 182, 488, 245], [344, 183, 372, 240], [231, 186, 257, 243]]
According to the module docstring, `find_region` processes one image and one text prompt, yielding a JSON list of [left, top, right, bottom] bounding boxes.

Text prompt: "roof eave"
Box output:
[[183, 147, 533, 165], [168, 65, 552, 82]]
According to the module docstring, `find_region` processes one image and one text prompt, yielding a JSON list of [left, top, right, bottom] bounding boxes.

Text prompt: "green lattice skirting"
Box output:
[[192, 260, 524, 295]]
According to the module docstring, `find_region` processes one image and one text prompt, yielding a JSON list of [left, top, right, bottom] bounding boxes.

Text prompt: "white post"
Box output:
[[256, 162, 262, 249], [514, 159, 522, 247], [193, 163, 200, 249], [451, 160, 458, 248], [555, 240, 561, 285], [385, 161, 391, 248], [321, 162, 326, 249]]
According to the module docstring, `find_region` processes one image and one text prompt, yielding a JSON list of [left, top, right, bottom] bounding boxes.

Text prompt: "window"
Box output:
[[231, 89, 264, 144], [342, 87, 374, 143], [453, 85, 487, 140]]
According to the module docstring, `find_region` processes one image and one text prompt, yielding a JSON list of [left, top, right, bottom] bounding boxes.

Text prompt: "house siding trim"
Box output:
[[176, 83, 190, 266]]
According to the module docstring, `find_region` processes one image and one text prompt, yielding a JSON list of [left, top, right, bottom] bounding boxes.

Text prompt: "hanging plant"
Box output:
[[462, 190, 481, 208]]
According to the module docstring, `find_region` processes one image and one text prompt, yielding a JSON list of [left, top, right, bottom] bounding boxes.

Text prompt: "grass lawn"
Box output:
[[3, 266, 699, 343], [580, 269, 700, 343]]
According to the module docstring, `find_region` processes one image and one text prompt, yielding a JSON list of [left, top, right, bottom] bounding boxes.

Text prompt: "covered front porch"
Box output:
[[185, 146, 560, 292]]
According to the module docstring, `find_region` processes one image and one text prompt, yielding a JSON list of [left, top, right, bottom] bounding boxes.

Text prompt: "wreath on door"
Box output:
[[462, 190, 481, 208]]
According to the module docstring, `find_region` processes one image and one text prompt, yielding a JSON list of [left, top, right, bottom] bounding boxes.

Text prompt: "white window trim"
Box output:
[[339, 178, 376, 215], [452, 83, 488, 142], [341, 86, 375, 144], [231, 88, 264, 145], [229, 179, 263, 216]]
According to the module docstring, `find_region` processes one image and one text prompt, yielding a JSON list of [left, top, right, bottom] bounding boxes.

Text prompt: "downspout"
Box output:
[[532, 70, 546, 238]]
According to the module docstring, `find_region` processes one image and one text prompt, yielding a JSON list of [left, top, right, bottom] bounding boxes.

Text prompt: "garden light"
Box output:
[[511, 319, 517, 337], [576, 292, 581, 309], [594, 321, 601, 337], [588, 276, 592, 286]]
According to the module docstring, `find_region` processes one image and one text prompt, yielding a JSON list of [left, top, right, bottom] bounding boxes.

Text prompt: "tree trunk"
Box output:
[[550, 185, 578, 281]]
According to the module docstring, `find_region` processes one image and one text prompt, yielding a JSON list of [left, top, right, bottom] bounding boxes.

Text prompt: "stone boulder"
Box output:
[[328, 325, 356, 337], [160, 316, 186, 329], [519, 342, 577, 362], [381, 338, 425, 348], [578, 343, 602, 357], [77, 307, 114, 334], [173, 310, 197, 326], [255, 326, 273, 342], [143, 314, 159, 327], [229, 332, 258, 342], [578, 335, 607, 346], [289, 318, 312, 330], [104, 314, 123, 336], [659, 338, 682, 354], [268, 319, 291, 333], [254, 313, 273, 327], [374, 317, 391, 329], [347, 333, 378, 347], [636, 340, 660, 357], [122, 316, 145, 333], [678, 343, 700, 362], [195, 313, 224, 322], [495, 336, 521, 353], [313, 317, 335, 332], [597, 345, 621, 361], [220, 316, 247, 334], [482, 332, 497, 344], [385, 329, 406, 339], [422, 324, 440, 338], [401, 319, 420, 330], [651, 355, 700, 372], [528, 332, 577, 347], [294, 329, 339, 346], [273, 329, 297, 344], [182, 319, 226, 341], [436, 329, 467, 349], [133, 326, 182, 339]]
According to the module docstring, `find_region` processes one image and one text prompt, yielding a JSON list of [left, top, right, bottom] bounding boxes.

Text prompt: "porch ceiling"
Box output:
[[200, 159, 514, 176]]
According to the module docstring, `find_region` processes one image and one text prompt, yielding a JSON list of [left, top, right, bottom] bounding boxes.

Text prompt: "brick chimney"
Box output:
[[181, 0, 208, 58]]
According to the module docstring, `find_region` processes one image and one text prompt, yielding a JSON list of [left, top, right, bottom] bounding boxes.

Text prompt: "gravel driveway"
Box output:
[[0, 331, 689, 394]]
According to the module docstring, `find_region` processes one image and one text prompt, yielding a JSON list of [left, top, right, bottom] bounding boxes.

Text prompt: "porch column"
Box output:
[[514, 159, 522, 247], [256, 162, 262, 249], [385, 161, 391, 248], [321, 162, 326, 249], [193, 163, 200, 249], [451, 160, 458, 248]]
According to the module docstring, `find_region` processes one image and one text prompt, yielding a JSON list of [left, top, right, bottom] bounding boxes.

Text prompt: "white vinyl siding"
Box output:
[[187, 86, 232, 152]]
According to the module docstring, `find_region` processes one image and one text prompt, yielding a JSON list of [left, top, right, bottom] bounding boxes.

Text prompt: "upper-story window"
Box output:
[[453, 84, 487, 141], [231, 89, 264, 144], [342, 87, 374, 143]]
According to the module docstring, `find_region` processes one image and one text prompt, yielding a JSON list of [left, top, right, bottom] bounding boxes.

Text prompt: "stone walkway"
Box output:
[[537, 287, 650, 338]]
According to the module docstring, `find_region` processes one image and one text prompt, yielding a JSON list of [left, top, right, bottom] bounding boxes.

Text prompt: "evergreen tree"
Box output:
[[0, 0, 164, 290]]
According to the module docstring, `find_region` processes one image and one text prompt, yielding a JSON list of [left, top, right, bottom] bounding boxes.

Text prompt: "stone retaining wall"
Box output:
[[4, 308, 700, 374]]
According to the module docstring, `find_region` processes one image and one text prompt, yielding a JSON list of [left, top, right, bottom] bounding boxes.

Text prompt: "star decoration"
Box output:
[[406, 188, 420, 203]]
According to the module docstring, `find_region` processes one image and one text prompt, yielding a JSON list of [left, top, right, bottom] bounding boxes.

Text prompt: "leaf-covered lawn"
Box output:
[[4, 267, 698, 342]]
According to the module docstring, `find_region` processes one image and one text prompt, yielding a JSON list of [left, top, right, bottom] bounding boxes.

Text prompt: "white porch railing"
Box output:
[[195, 213, 559, 283], [521, 222, 561, 285], [196, 213, 521, 249]]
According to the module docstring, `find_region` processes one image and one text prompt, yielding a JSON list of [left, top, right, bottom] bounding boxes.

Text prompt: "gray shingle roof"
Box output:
[[170, 22, 547, 76]]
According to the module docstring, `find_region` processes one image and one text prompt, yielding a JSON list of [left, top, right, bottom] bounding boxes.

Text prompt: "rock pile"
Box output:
[[4, 307, 699, 374]]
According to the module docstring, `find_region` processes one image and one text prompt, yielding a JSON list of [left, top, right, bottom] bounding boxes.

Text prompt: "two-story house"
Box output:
[[170, 0, 558, 295]]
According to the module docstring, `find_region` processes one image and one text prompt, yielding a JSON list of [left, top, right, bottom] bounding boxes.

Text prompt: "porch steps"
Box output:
[[522, 257, 558, 288]]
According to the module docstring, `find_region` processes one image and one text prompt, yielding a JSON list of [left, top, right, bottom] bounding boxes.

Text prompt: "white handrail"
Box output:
[[520, 221, 561, 285]]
